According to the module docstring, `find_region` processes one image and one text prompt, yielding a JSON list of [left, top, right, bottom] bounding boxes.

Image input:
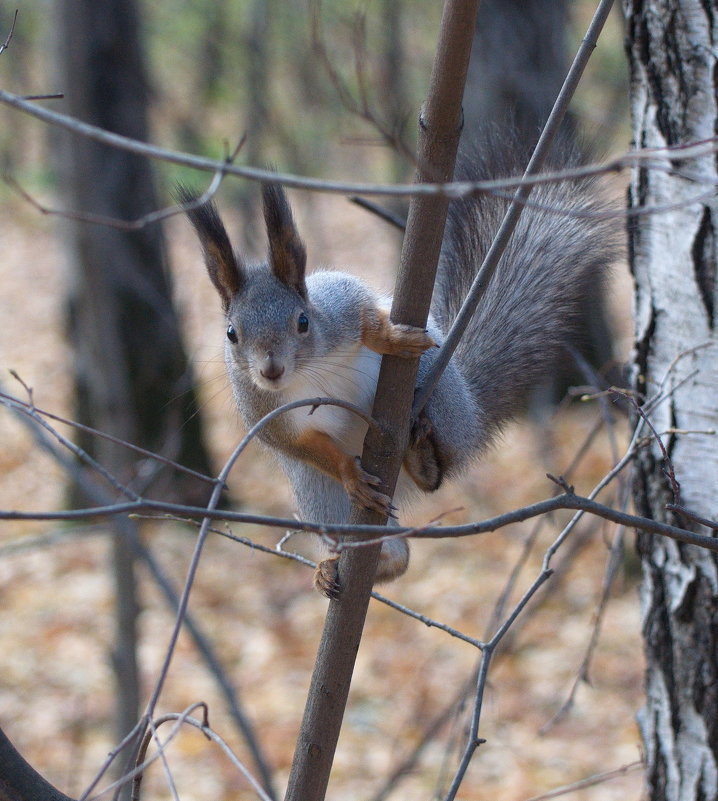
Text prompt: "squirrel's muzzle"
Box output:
[[259, 351, 285, 382]]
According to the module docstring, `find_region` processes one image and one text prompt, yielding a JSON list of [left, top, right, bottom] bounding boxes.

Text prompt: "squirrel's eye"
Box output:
[[226, 324, 238, 343], [297, 313, 309, 334]]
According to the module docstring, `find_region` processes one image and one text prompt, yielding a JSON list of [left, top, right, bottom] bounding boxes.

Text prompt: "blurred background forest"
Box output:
[[0, 2, 642, 800]]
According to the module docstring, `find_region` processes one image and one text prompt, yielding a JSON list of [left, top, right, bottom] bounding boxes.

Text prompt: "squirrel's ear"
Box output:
[[262, 182, 307, 299], [177, 186, 245, 312]]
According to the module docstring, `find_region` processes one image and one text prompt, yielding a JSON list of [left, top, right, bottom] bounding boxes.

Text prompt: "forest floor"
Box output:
[[0, 192, 645, 801]]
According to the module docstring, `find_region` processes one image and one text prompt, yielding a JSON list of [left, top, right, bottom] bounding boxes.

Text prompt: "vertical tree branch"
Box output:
[[283, 3, 480, 801]]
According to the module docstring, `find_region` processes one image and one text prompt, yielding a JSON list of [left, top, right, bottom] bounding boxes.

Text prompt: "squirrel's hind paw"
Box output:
[[404, 411, 444, 492], [313, 540, 410, 598], [314, 556, 341, 599]]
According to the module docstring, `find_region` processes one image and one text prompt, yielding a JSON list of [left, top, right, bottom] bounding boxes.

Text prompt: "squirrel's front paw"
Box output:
[[344, 457, 396, 516], [362, 308, 437, 357], [387, 323, 437, 358], [314, 556, 341, 599]]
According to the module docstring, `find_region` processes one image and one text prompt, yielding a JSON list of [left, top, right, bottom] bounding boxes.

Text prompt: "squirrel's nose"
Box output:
[[260, 352, 285, 381]]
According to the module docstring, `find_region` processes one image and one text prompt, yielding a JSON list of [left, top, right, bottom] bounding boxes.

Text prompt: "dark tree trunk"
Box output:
[[240, 0, 272, 251], [52, 0, 213, 765], [380, 0, 408, 183], [0, 727, 75, 801], [462, 0, 572, 143], [624, 2, 718, 799], [54, 0, 212, 501]]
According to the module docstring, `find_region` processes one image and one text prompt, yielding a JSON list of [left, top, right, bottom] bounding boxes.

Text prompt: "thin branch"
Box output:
[[18, 92, 64, 101], [0, 9, 17, 56], [3, 86, 718, 201], [5, 490, 718, 554], [349, 196, 406, 230], [319, 508, 461, 555], [442, 648, 493, 801], [642, 341, 714, 415], [4, 136, 244, 231], [611, 387, 682, 505], [131, 712, 272, 801], [310, 0, 416, 167], [665, 504, 718, 530], [0, 387, 217, 487], [522, 760, 643, 801], [370, 592, 485, 650]]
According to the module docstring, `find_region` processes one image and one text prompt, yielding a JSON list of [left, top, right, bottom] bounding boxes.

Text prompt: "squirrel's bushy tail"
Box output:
[[432, 142, 619, 452]]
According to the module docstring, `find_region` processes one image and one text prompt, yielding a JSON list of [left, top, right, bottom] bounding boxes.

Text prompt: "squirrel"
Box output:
[[181, 143, 616, 598]]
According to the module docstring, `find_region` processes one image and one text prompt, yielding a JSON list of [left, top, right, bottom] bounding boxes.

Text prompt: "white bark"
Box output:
[[625, 1, 718, 799]]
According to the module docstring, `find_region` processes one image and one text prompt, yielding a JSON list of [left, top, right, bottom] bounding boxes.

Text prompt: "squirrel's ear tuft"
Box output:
[[262, 182, 307, 299], [176, 185, 245, 311]]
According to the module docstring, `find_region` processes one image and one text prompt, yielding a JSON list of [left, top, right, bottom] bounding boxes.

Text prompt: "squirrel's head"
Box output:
[[181, 181, 313, 393]]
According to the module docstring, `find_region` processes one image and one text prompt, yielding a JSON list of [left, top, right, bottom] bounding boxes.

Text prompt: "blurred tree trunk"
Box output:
[[380, 0, 407, 184], [52, 0, 213, 765], [462, 0, 615, 402], [624, 1, 718, 799], [462, 0, 573, 143], [240, 0, 271, 251]]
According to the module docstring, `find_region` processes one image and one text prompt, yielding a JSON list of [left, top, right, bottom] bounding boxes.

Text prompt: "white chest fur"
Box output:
[[283, 344, 382, 455]]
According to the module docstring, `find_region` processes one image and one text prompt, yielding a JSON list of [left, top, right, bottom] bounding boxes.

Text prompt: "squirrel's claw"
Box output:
[[345, 458, 395, 516], [314, 556, 341, 599]]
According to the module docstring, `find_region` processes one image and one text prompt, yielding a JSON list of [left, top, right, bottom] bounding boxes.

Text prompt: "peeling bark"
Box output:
[[624, 1, 718, 799]]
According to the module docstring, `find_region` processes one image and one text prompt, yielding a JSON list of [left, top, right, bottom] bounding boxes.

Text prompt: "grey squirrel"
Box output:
[[181, 145, 615, 597]]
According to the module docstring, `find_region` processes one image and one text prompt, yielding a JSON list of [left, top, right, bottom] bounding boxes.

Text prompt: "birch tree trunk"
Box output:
[[624, 2, 718, 799]]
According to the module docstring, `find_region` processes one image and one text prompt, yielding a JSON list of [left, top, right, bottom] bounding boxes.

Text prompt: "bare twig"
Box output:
[[349, 195, 406, 230], [0, 9, 17, 56], [3, 86, 718, 201], [130, 711, 272, 801], [18, 92, 64, 101], [5, 489, 718, 554], [4, 137, 244, 231], [522, 760, 643, 801], [611, 387, 683, 505], [310, 1, 416, 167], [0, 385, 217, 488], [665, 504, 718, 530]]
